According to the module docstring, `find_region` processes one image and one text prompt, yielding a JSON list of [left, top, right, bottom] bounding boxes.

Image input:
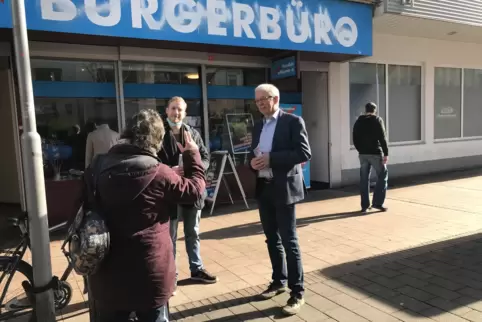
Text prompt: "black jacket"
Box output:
[[158, 117, 209, 213], [248, 110, 311, 205], [352, 115, 389, 156]]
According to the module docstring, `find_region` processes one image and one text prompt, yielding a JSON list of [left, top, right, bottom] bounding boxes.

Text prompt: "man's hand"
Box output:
[[383, 156, 389, 165], [172, 166, 184, 176], [250, 153, 270, 170], [177, 131, 198, 152]]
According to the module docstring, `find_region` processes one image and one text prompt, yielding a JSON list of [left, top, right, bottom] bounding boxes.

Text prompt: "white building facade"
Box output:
[[332, 1, 482, 186]]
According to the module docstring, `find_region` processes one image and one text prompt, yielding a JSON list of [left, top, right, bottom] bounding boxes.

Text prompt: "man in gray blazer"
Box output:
[[249, 84, 311, 316]]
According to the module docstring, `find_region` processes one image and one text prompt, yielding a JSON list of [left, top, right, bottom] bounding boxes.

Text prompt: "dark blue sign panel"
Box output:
[[0, 0, 372, 55], [271, 56, 297, 80]]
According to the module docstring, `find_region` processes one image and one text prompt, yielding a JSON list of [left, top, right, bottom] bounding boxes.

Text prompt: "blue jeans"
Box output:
[[359, 154, 388, 210], [96, 305, 169, 322], [258, 182, 304, 298], [169, 206, 203, 275]]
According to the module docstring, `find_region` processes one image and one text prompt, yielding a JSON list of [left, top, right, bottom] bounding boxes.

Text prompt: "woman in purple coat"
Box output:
[[87, 109, 206, 322]]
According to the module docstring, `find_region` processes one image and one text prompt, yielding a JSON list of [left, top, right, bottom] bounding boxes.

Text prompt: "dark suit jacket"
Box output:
[[248, 110, 311, 205]]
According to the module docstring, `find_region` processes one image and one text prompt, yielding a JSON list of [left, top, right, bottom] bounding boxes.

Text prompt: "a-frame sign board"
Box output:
[[205, 150, 249, 215]]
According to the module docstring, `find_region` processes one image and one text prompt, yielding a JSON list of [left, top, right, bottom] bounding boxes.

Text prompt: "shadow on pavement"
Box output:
[[189, 210, 365, 241], [169, 292, 291, 321], [318, 232, 482, 318], [59, 301, 88, 317]]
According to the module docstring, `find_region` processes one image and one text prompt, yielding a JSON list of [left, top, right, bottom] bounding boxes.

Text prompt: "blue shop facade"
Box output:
[[0, 0, 374, 222]]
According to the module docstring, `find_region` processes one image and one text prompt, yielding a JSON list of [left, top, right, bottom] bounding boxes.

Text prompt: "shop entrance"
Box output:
[[302, 71, 330, 188]]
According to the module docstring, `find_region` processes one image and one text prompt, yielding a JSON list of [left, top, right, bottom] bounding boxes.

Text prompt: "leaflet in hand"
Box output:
[[178, 154, 183, 167], [254, 145, 273, 179]]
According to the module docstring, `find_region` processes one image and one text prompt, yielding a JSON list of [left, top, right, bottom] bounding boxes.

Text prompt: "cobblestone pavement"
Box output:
[[4, 169, 482, 321]]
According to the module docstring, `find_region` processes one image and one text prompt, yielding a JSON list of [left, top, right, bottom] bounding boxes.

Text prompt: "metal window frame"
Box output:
[[26, 42, 273, 147]]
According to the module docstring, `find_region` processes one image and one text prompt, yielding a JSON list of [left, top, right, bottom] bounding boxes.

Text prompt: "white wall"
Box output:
[[337, 33, 482, 173], [302, 71, 329, 183]]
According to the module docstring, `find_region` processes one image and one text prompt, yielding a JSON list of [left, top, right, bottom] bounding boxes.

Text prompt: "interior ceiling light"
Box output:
[[186, 73, 199, 79]]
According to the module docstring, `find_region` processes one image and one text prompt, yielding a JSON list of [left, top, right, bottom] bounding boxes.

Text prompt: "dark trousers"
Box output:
[[258, 181, 304, 298], [87, 278, 169, 322], [93, 305, 169, 322], [359, 154, 388, 210]]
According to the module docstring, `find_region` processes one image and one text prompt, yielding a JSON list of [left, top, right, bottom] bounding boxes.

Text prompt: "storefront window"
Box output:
[[388, 65, 422, 142], [434, 67, 462, 140], [32, 59, 115, 82], [36, 97, 118, 174], [350, 62, 422, 143], [206, 67, 266, 165], [124, 98, 202, 133], [349, 63, 386, 145], [122, 62, 203, 134], [463, 69, 482, 137], [32, 59, 118, 178], [123, 62, 199, 85], [434, 67, 482, 139], [206, 67, 265, 86]]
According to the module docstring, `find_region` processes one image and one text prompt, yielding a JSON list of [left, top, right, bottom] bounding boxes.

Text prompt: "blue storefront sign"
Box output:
[[271, 56, 297, 80], [280, 104, 311, 189], [0, 0, 372, 56]]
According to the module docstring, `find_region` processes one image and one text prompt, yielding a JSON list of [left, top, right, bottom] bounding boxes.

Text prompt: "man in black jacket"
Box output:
[[158, 97, 218, 294], [352, 102, 389, 213]]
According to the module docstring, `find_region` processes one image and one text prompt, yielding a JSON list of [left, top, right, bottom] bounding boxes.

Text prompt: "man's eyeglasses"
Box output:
[[255, 96, 273, 104]]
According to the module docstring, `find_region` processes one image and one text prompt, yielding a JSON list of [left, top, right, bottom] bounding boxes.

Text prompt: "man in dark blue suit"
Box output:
[[249, 84, 311, 316]]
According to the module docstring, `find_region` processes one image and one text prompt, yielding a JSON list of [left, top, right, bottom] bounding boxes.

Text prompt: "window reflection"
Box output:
[[122, 62, 200, 85], [206, 67, 266, 86], [35, 97, 118, 177], [32, 59, 115, 82], [208, 99, 261, 165], [124, 98, 202, 134]]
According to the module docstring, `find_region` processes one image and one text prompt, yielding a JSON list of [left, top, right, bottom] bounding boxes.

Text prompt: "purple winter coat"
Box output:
[[87, 144, 205, 311]]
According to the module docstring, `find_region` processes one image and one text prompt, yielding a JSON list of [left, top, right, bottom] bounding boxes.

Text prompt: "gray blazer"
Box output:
[[248, 110, 311, 205]]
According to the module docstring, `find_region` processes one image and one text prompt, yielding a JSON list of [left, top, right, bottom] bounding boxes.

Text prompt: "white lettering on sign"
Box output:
[[85, 0, 121, 27], [259, 6, 282, 40], [207, 0, 228, 36], [286, 2, 310, 43], [277, 61, 295, 76], [41, 0, 77, 21], [232, 3, 255, 39], [131, 0, 165, 30], [165, 0, 203, 33], [39, 0, 360, 48]]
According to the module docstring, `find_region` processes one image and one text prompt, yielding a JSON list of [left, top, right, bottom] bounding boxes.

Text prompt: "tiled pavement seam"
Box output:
[[170, 232, 482, 321]]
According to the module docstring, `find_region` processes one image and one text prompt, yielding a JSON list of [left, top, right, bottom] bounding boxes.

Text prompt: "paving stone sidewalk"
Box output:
[[4, 169, 482, 321], [171, 233, 482, 322]]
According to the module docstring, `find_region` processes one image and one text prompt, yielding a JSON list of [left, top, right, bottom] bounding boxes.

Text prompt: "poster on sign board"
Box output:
[[205, 152, 224, 201], [279, 104, 311, 189], [225, 113, 254, 154]]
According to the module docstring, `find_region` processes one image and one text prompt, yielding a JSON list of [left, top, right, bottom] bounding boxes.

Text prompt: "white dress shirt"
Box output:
[[256, 109, 280, 178]]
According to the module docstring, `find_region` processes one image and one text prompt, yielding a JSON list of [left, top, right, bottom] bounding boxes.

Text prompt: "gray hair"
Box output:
[[121, 109, 165, 154], [255, 83, 280, 99]]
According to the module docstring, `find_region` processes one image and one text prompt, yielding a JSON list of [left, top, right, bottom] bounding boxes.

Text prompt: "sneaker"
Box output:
[[191, 269, 218, 284], [372, 205, 388, 212], [361, 208, 369, 214], [282, 296, 305, 316], [259, 283, 288, 300]]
